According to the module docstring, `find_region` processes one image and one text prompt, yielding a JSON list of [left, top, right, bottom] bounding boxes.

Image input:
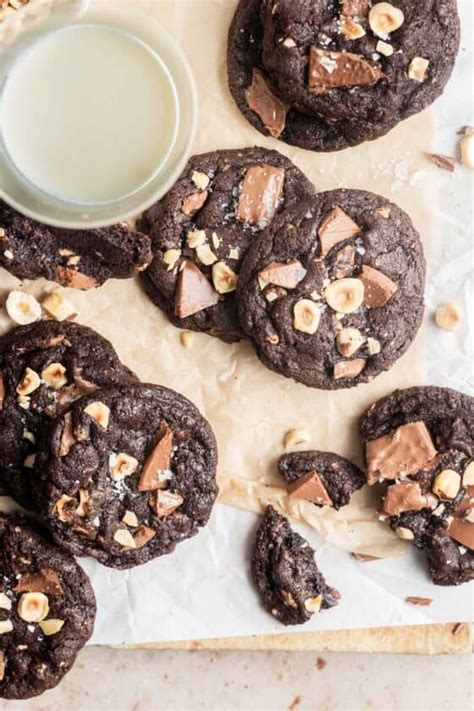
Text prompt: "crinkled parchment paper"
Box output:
[[0, 0, 472, 643]]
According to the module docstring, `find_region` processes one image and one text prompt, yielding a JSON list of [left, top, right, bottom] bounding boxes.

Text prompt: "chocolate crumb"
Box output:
[[424, 153, 456, 172], [288, 695, 301, 711]]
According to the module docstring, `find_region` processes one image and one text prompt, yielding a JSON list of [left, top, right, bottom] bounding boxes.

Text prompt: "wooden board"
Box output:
[[119, 623, 472, 655]]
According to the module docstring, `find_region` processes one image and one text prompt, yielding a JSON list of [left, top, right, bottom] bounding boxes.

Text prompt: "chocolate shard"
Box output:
[[149, 490, 184, 518], [383, 481, 438, 516], [236, 165, 285, 228], [309, 47, 384, 94], [245, 68, 288, 138], [333, 358, 366, 380], [175, 260, 219, 318], [56, 268, 98, 290], [13, 568, 64, 596], [181, 190, 208, 216], [361, 265, 398, 307], [366, 421, 437, 485], [288, 471, 333, 506], [448, 518, 474, 550], [318, 206, 361, 257], [133, 525, 156, 548], [258, 260, 307, 289], [138, 422, 173, 492]]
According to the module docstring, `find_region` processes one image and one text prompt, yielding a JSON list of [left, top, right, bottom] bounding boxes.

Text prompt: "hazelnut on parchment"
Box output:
[[435, 303, 460, 331], [459, 129, 474, 169], [5, 291, 42, 325], [283, 429, 309, 449], [42, 291, 76, 321]]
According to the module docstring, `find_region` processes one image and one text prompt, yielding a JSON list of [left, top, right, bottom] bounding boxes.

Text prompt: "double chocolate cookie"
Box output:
[[39, 383, 218, 569], [0, 201, 152, 289], [0, 321, 136, 510], [227, 0, 460, 151], [0, 515, 96, 700], [140, 147, 314, 342], [279, 450, 365, 509], [360, 386, 474, 586], [237, 189, 425, 389], [252, 506, 340, 625]]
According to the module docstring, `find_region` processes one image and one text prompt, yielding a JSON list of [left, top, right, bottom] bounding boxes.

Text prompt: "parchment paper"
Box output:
[[0, 0, 472, 644]]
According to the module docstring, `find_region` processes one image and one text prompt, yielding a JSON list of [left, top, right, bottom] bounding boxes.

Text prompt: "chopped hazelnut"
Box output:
[[212, 262, 238, 294], [113, 529, 137, 549], [84, 401, 110, 429], [41, 362, 67, 390], [293, 299, 321, 334], [336, 327, 365, 357], [191, 171, 210, 190], [17, 592, 49, 622], [369, 2, 404, 36], [39, 619, 65, 636], [16, 368, 41, 396], [408, 57, 429, 82], [162, 249, 181, 271], [325, 278, 364, 313], [109, 452, 139, 482], [42, 291, 77, 321], [432, 469, 461, 500]]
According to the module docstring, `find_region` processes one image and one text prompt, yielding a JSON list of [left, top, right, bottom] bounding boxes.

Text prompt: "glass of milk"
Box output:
[[0, 0, 197, 228]]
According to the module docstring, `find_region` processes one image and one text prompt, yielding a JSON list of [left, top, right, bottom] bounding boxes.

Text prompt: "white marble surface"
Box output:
[[0, 647, 472, 710]]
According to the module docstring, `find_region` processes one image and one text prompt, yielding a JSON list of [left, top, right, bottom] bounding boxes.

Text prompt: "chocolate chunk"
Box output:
[[308, 48, 384, 94], [133, 525, 156, 548], [245, 68, 287, 138], [59, 412, 76, 457], [13, 568, 64, 596], [55, 268, 98, 290], [333, 358, 366, 380], [149, 490, 184, 518], [318, 206, 360, 257], [383, 482, 437, 516], [258, 260, 307, 288], [236, 165, 285, 228], [366, 421, 437, 485], [288, 471, 333, 506], [361, 265, 398, 308], [333, 244, 356, 279], [138, 422, 173, 491], [181, 190, 209, 216], [448, 518, 474, 550], [175, 260, 219, 318]]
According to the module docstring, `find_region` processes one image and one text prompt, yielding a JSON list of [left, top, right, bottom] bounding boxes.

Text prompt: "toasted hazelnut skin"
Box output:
[[435, 303, 460, 331], [336, 327, 365, 357], [369, 2, 404, 36], [325, 278, 364, 314], [17, 592, 49, 622], [432, 469, 461, 500], [293, 299, 321, 334]]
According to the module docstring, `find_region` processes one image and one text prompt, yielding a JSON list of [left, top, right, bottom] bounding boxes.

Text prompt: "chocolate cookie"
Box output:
[[39, 383, 218, 569], [0, 201, 152, 289], [260, 0, 460, 124], [0, 321, 136, 510], [0, 514, 96, 700], [252, 506, 340, 625], [139, 147, 314, 342], [237, 189, 425, 389], [227, 0, 459, 151], [360, 386, 474, 586], [279, 450, 365, 509]]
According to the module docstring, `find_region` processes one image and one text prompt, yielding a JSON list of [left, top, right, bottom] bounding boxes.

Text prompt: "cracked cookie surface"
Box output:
[[0, 514, 96, 700], [39, 383, 218, 569], [237, 189, 425, 389]]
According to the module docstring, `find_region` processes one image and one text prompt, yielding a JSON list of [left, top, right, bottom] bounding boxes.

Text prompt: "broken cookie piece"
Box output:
[[280, 450, 365, 510], [360, 386, 474, 586], [252, 506, 340, 625]]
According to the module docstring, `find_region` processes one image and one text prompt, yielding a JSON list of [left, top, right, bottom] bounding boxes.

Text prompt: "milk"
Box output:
[[0, 25, 179, 204]]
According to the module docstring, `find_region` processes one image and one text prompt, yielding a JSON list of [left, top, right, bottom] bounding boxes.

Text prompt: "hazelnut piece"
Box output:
[[325, 278, 364, 313], [84, 401, 110, 429], [462, 462, 474, 487], [340, 18, 366, 40], [41, 291, 76, 321], [0, 620, 13, 635], [191, 171, 210, 190], [435, 303, 460, 332], [41, 362, 67, 390], [395, 526, 415, 541], [109, 452, 139, 482], [432, 469, 461, 500], [376, 40, 394, 56], [196, 244, 218, 266], [304, 595, 322, 613], [162, 249, 181, 271], [283, 428, 309, 449], [113, 529, 137, 549], [212, 262, 238, 294], [39, 619, 65, 636], [122, 510, 139, 527], [408, 57, 429, 83], [369, 2, 404, 36], [186, 230, 207, 249], [16, 368, 41, 396], [293, 299, 321, 334], [17, 592, 49, 622], [459, 131, 474, 169], [336, 327, 365, 357], [0, 593, 12, 611]]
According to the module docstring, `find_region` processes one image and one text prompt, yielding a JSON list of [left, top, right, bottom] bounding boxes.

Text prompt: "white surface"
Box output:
[[0, 647, 472, 711], [1, 24, 178, 203]]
